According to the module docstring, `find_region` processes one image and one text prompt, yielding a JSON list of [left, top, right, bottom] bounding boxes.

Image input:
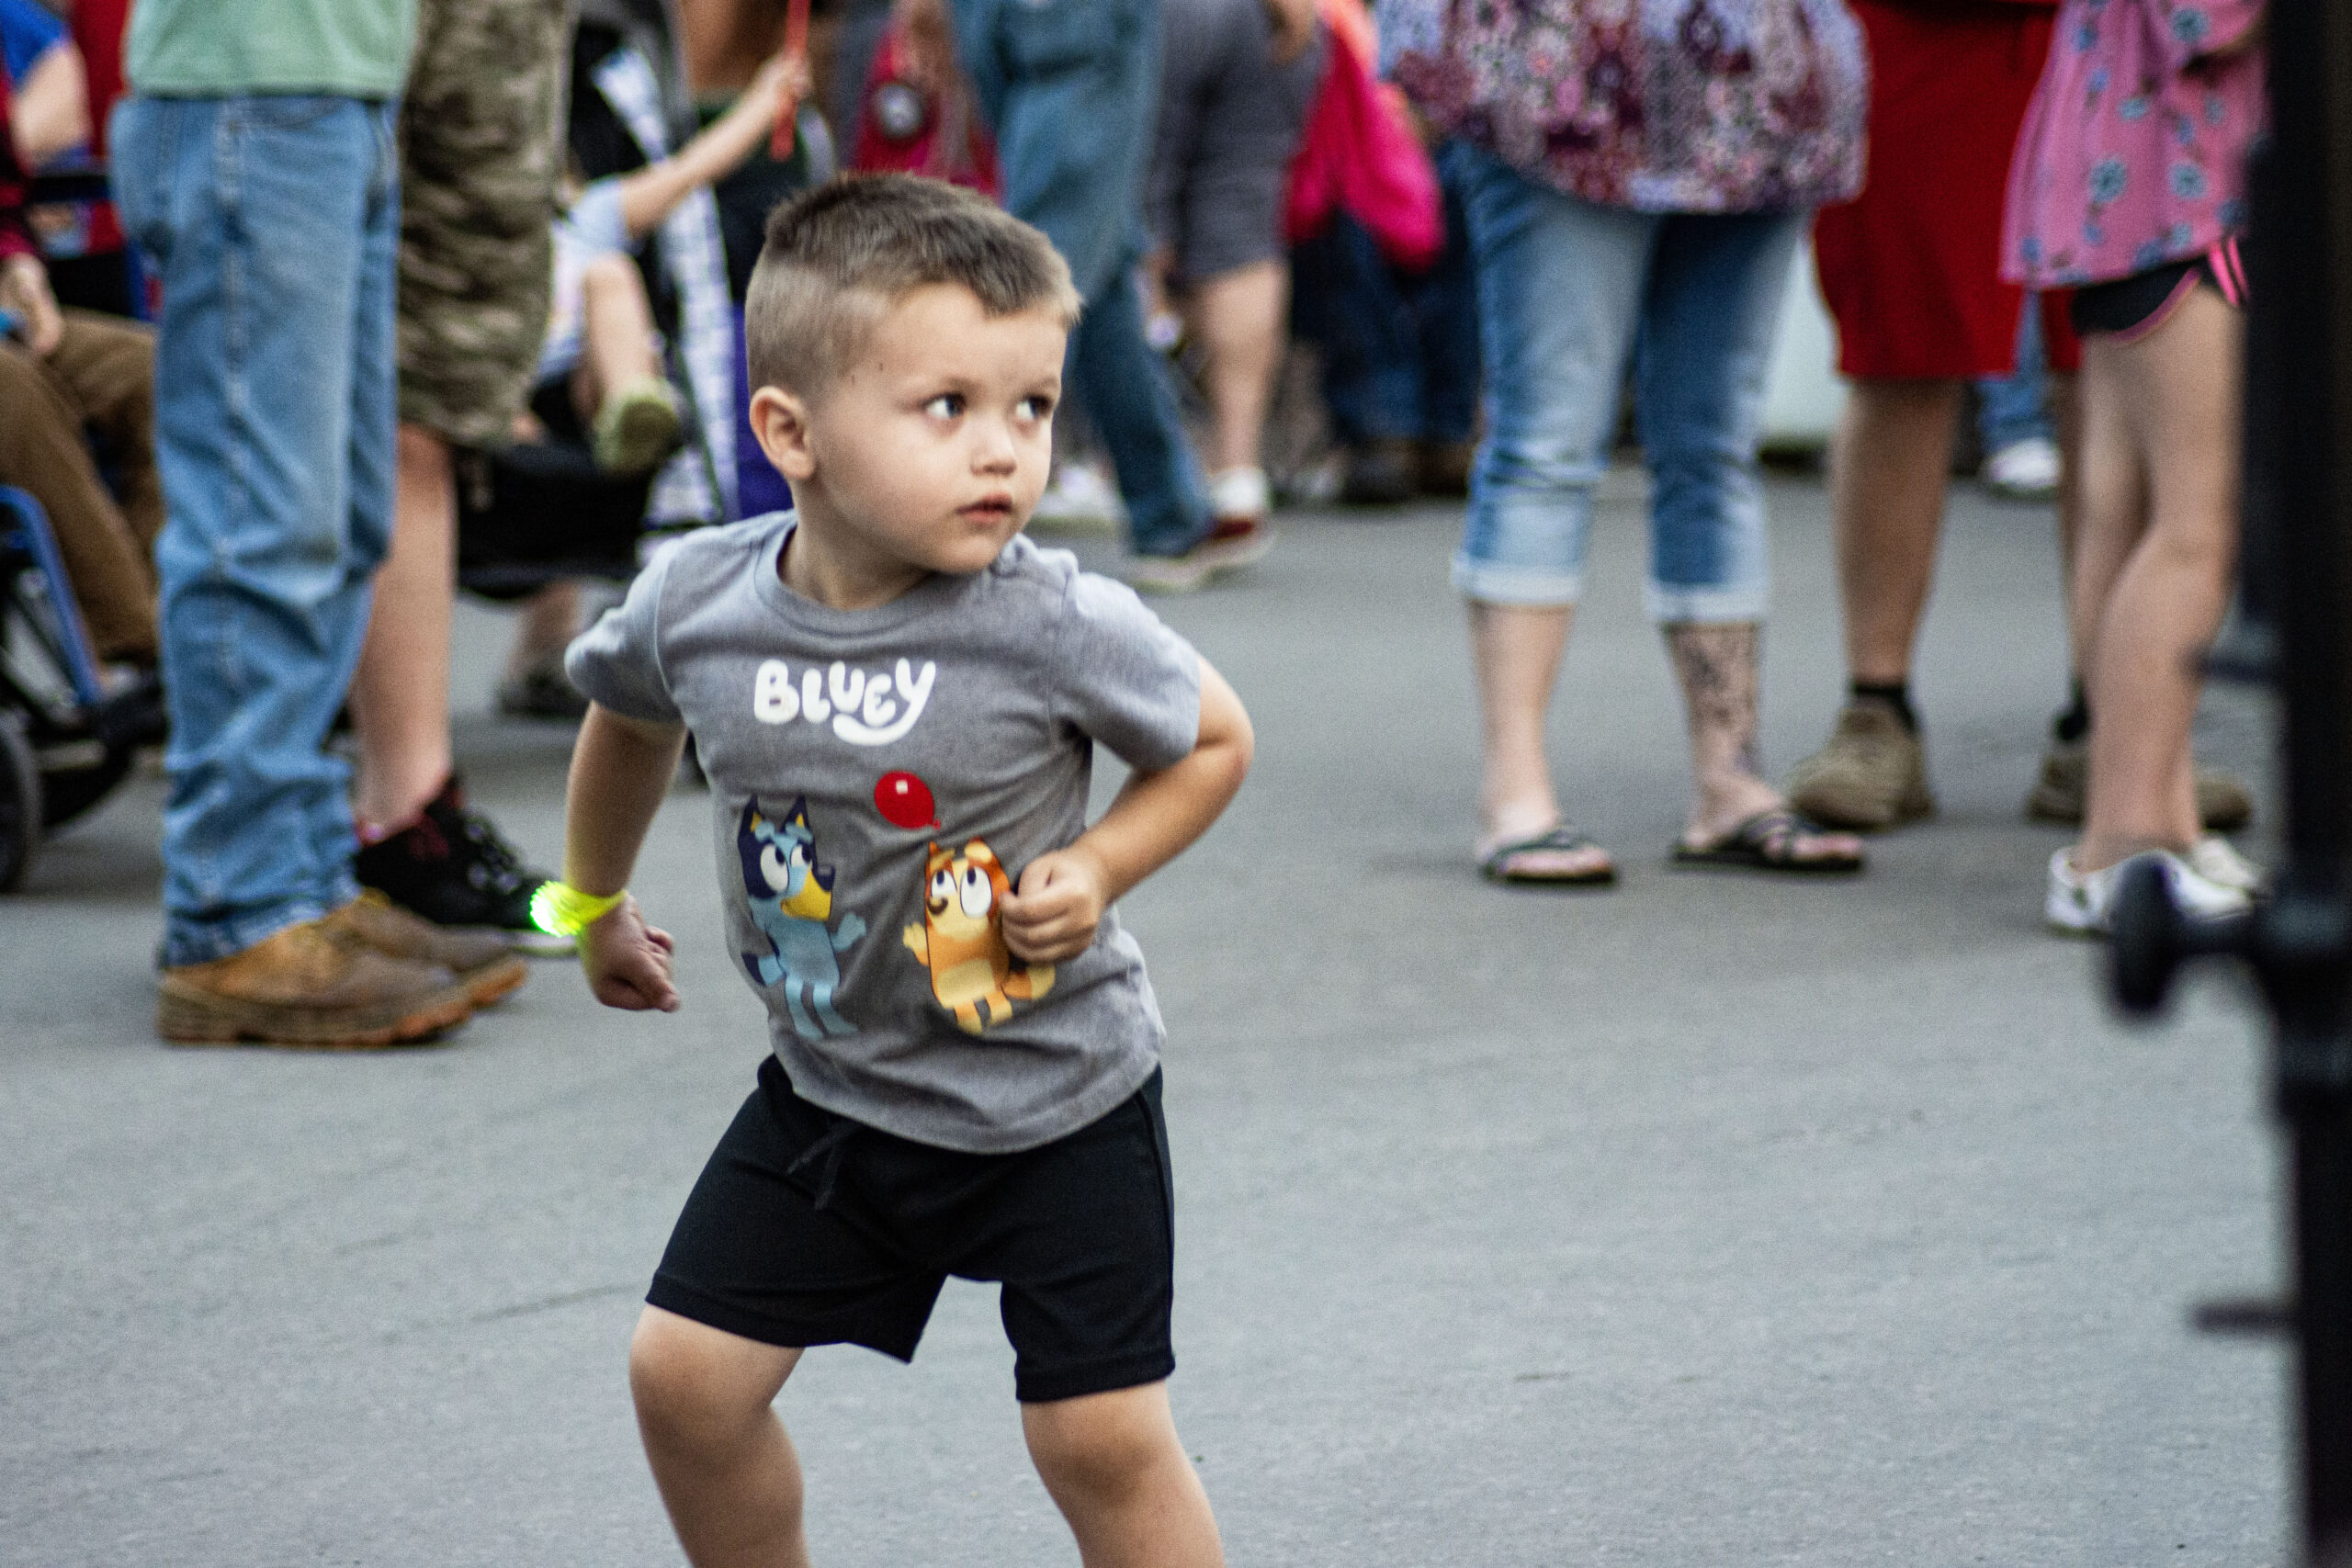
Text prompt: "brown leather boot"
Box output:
[[157, 918, 476, 1048], [324, 890, 529, 1009]]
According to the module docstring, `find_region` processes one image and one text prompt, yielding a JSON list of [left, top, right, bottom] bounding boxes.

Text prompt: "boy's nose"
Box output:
[[973, 419, 1018, 473]]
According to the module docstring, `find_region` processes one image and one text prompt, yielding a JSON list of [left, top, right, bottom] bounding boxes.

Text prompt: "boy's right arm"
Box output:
[[566, 702, 689, 1012]]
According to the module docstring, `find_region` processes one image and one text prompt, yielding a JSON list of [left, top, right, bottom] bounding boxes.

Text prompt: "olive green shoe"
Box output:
[[2022, 739, 2255, 830], [1785, 702, 1935, 831]]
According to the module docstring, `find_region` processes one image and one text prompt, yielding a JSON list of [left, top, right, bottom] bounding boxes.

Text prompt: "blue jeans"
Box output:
[[1976, 299, 2053, 453], [955, 0, 1210, 556], [1290, 163, 1480, 446], [1448, 142, 1801, 622], [110, 95, 400, 966]]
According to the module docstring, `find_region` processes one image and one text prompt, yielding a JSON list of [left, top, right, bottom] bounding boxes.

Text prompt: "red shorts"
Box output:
[[1813, 0, 2081, 380]]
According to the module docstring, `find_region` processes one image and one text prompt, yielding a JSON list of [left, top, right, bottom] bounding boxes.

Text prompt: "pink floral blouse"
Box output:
[[1380, 0, 1867, 213], [2001, 0, 2266, 288]]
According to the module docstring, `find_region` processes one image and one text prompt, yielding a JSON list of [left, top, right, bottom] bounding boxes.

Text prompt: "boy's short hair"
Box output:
[[746, 175, 1082, 394]]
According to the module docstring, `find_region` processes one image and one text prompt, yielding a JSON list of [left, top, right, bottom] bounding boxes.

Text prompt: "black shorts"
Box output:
[[648, 1057, 1176, 1404], [2070, 241, 2246, 341]]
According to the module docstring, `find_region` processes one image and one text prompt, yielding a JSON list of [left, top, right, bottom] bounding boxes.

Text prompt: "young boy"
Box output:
[[551, 175, 1252, 1568]]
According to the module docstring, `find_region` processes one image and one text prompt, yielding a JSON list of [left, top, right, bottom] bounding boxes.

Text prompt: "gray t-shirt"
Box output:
[[567, 516, 1203, 1154]]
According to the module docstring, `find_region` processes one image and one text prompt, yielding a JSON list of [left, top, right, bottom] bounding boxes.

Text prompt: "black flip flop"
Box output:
[[1670, 809, 1864, 874], [1479, 825, 1618, 886]]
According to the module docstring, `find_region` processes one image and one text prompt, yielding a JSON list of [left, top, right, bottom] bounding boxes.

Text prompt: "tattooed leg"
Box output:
[[1665, 621, 1861, 867]]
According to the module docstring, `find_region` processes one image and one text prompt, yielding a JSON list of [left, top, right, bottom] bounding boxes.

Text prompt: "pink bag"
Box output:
[[1284, 0, 1443, 271]]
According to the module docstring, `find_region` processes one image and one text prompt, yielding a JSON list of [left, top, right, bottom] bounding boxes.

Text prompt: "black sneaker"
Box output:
[[354, 775, 572, 955]]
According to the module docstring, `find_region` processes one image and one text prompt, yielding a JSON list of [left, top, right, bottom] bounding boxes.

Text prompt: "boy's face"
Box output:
[[761, 283, 1067, 581]]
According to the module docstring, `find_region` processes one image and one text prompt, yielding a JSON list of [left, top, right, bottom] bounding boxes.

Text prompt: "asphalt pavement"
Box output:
[[1, 469, 2291, 1565]]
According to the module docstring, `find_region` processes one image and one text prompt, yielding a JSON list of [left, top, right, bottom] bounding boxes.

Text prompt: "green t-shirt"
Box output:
[[125, 0, 417, 99]]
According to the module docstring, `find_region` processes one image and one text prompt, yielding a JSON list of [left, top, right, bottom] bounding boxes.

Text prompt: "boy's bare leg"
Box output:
[[1181, 260, 1286, 479], [2075, 288, 2241, 871], [630, 1306, 811, 1568], [1828, 378, 1962, 685], [350, 423, 457, 831], [1023, 1382, 1224, 1568]]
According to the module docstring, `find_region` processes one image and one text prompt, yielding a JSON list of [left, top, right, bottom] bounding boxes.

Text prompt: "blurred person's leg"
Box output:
[[49, 309, 164, 568], [1294, 212, 1422, 503], [350, 423, 458, 836], [1978, 302, 2059, 498], [1408, 156, 1482, 495], [1184, 261, 1285, 485], [1641, 209, 1861, 870], [113, 92, 474, 1044], [0, 333, 155, 661], [1154, 0, 1320, 521], [956, 0, 1217, 570], [1829, 379, 1964, 689], [573, 252, 682, 475], [350, 0, 566, 949], [1450, 142, 1645, 877], [2075, 287, 2241, 870], [1792, 0, 2057, 830]]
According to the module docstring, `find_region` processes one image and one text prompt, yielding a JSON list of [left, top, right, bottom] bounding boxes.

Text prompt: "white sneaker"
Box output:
[[2188, 834, 2266, 895], [1029, 458, 1126, 536], [1984, 435, 2061, 501], [2046, 846, 2252, 936], [1207, 465, 1271, 524]]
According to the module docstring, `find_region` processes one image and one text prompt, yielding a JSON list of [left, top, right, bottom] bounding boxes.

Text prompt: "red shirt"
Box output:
[[0, 73, 36, 264]]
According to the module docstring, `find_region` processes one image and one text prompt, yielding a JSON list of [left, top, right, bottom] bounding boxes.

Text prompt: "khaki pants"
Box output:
[[0, 310, 162, 661]]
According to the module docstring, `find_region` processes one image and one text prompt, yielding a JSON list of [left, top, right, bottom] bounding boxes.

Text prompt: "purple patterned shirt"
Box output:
[[1380, 0, 1868, 212]]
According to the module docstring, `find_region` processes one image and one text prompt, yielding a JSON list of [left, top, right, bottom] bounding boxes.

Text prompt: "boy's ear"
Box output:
[[749, 385, 817, 482]]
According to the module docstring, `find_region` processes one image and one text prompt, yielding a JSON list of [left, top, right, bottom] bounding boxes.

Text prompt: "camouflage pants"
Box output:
[[397, 0, 571, 446]]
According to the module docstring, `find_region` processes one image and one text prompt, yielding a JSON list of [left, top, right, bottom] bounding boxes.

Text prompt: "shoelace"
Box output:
[[447, 807, 528, 894]]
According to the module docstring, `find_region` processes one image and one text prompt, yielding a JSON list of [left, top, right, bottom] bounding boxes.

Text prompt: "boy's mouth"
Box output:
[[958, 494, 1015, 524]]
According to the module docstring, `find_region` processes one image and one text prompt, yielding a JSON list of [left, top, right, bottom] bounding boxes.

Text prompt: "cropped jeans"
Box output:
[[955, 0, 1212, 557], [1446, 141, 1803, 624], [110, 95, 400, 966]]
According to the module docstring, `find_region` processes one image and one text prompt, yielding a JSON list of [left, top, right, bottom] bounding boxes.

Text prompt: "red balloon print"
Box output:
[[874, 771, 939, 830]]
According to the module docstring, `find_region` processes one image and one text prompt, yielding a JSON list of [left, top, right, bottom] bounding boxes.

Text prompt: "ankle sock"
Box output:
[[1850, 680, 1917, 733], [2053, 680, 2091, 744]]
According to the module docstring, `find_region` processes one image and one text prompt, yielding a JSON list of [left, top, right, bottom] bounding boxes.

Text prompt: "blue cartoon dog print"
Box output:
[[737, 795, 865, 1038]]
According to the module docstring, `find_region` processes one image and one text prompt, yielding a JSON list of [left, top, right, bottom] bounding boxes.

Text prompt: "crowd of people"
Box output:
[[0, 0, 2271, 1561], [0, 0, 2264, 1022]]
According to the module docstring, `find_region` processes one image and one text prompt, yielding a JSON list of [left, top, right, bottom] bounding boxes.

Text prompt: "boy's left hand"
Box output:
[[1001, 849, 1107, 963]]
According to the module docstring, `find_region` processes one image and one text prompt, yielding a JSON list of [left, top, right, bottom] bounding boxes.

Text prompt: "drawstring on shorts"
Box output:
[[786, 1115, 860, 1211]]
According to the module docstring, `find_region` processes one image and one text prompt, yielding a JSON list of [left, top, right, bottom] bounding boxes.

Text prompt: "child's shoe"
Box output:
[[2045, 845, 2251, 936], [592, 376, 684, 474]]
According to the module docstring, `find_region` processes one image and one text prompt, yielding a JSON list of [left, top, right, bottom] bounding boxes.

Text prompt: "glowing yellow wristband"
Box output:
[[530, 880, 627, 938]]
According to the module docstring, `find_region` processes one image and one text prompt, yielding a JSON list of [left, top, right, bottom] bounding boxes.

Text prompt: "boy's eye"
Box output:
[[1017, 395, 1054, 421], [922, 393, 965, 419]]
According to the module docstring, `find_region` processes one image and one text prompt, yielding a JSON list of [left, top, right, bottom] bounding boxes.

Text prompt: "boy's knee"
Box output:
[[1023, 1382, 1178, 1502], [628, 1307, 795, 1453]]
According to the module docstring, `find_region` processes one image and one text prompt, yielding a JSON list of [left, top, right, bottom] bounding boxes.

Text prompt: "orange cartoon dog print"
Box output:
[[902, 840, 1055, 1033]]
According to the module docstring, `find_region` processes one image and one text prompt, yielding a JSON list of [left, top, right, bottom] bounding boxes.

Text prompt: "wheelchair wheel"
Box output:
[[0, 710, 41, 892]]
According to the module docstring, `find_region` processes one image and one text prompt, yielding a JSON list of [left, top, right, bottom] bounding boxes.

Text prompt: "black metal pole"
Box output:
[[2251, 1, 2352, 1556]]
